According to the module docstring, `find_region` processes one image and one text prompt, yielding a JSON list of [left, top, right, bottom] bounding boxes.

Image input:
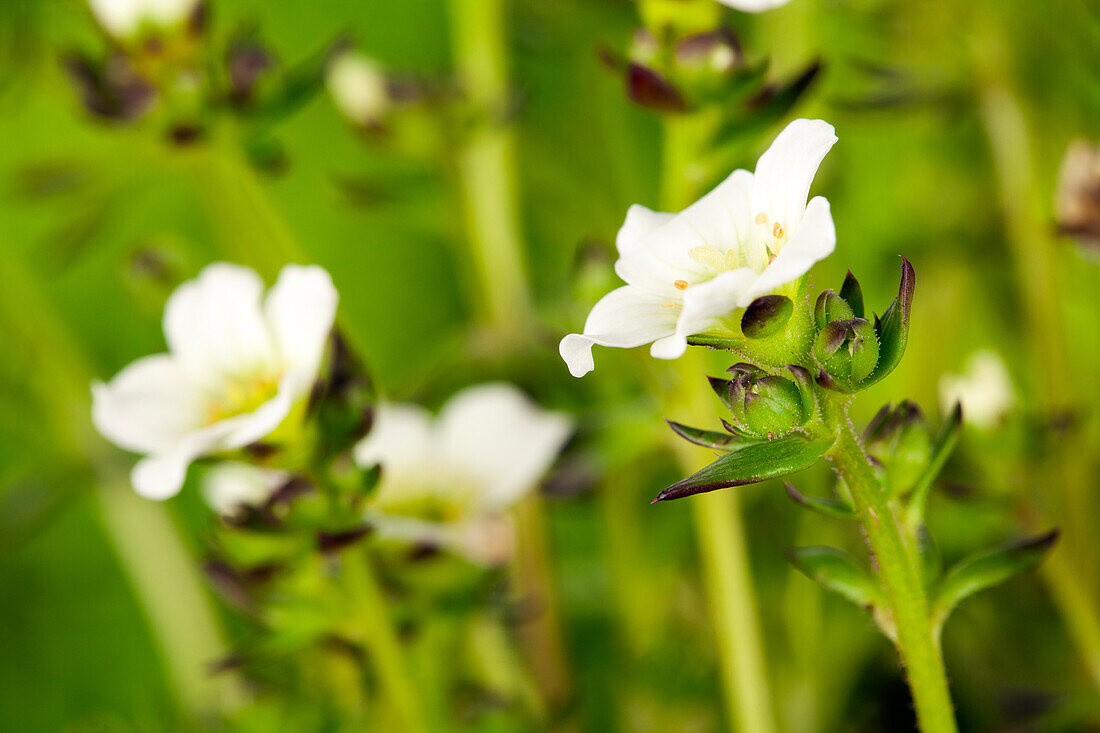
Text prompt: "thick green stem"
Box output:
[[341, 549, 428, 733], [830, 417, 957, 733], [446, 0, 533, 333]]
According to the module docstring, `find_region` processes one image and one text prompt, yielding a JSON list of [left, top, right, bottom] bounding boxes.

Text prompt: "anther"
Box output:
[[772, 222, 785, 239], [754, 212, 768, 225], [674, 279, 689, 290]]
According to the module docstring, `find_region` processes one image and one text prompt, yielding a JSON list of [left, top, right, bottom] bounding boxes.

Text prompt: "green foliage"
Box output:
[[931, 531, 1059, 633], [786, 545, 886, 610]]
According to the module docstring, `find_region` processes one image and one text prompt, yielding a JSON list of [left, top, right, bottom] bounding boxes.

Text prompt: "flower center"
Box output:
[[754, 212, 789, 258], [205, 373, 282, 425], [688, 245, 741, 273]]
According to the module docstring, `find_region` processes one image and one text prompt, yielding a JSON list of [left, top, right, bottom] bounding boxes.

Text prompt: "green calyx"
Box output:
[[813, 317, 880, 387], [717, 363, 808, 439]]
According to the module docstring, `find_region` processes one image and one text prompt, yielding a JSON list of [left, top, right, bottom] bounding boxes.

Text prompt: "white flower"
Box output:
[[326, 50, 390, 126], [716, 0, 793, 10], [202, 463, 288, 517], [92, 263, 338, 500], [560, 118, 837, 377], [353, 384, 572, 565], [939, 351, 1016, 430], [87, 0, 199, 40]]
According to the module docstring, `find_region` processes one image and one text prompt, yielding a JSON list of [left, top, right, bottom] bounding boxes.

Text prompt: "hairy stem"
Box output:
[[830, 416, 957, 733]]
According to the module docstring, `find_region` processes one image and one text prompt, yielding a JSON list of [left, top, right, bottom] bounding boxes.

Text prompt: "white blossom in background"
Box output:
[[1055, 139, 1100, 257], [715, 0, 793, 10], [92, 263, 338, 499], [203, 463, 288, 517], [87, 0, 200, 40], [353, 384, 572, 565], [326, 50, 390, 127], [560, 118, 837, 377], [939, 350, 1016, 430]]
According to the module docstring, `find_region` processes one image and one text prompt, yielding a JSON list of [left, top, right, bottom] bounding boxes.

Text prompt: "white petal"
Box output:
[[264, 264, 339, 376], [614, 174, 754, 296], [91, 354, 206, 454], [686, 169, 764, 271], [163, 263, 278, 387], [616, 204, 676, 259], [353, 402, 436, 484], [437, 384, 572, 510], [752, 119, 837, 234], [202, 463, 288, 516], [87, 0, 142, 37], [676, 268, 760, 345], [939, 351, 1015, 429], [129, 421, 238, 500], [560, 286, 680, 377], [737, 196, 835, 307], [716, 0, 792, 10]]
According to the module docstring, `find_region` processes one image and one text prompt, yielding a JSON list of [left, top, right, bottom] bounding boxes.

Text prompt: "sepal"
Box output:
[[860, 257, 915, 388], [784, 482, 855, 520], [742, 295, 793, 339]]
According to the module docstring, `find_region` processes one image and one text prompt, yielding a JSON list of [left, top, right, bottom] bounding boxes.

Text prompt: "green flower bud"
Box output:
[[722, 364, 807, 438], [814, 318, 880, 388], [814, 290, 855, 331], [863, 402, 933, 495]]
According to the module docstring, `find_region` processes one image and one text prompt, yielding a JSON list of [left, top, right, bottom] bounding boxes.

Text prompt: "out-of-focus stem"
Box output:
[[446, 0, 533, 334], [830, 417, 958, 733], [446, 0, 571, 710], [0, 252, 243, 720], [975, 30, 1100, 691], [340, 549, 428, 733], [661, 115, 776, 733]]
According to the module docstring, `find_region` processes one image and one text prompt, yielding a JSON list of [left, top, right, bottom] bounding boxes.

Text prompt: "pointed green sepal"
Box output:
[[839, 270, 865, 318], [786, 545, 886, 609], [741, 295, 793, 338], [930, 530, 1059, 633], [784, 481, 855, 520], [904, 402, 963, 531], [666, 420, 754, 452], [859, 257, 915, 388], [653, 435, 833, 502]]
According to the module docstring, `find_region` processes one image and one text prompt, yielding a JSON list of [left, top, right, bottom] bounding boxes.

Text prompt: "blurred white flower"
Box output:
[[203, 462, 288, 517], [326, 50, 390, 126], [716, 0, 793, 10], [92, 263, 338, 499], [87, 0, 200, 40], [1055, 139, 1100, 258], [353, 384, 572, 565], [560, 118, 837, 377], [939, 350, 1016, 430]]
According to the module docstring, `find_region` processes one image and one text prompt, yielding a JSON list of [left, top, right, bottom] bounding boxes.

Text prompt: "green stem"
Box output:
[[830, 416, 957, 733], [341, 549, 428, 733], [662, 112, 775, 733], [664, 350, 776, 733], [446, 0, 533, 334]]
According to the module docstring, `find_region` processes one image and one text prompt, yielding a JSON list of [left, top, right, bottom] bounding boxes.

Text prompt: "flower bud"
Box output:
[[723, 364, 807, 438], [813, 317, 880, 388], [326, 50, 391, 128], [863, 402, 932, 495], [814, 289, 855, 331], [1055, 140, 1100, 258]]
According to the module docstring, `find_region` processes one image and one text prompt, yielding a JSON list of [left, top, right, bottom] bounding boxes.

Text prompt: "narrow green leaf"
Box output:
[[653, 435, 833, 502], [931, 530, 1059, 631], [666, 420, 755, 451], [784, 482, 855, 520], [786, 546, 885, 608]]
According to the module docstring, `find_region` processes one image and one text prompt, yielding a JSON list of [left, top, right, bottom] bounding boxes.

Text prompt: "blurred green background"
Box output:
[[2, 0, 1100, 730]]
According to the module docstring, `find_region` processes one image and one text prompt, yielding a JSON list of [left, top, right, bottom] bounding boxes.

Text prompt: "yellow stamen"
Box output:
[[772, 222, 785, 239], [754, 212, 768, 225], [674, 279, 689, 290]]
